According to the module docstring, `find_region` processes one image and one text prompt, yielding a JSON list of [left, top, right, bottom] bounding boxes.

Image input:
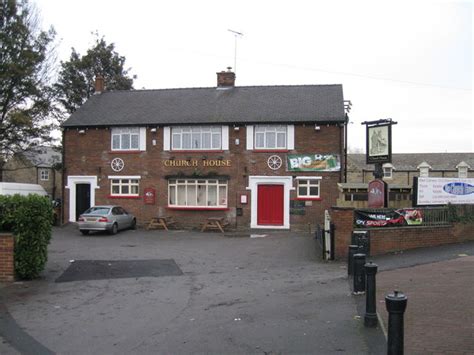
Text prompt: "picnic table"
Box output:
[[146, 216, 178, 231], [201, 217, 229, 233]]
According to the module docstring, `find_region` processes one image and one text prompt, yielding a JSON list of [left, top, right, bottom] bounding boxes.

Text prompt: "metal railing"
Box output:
[[421, 207, 450, 226]]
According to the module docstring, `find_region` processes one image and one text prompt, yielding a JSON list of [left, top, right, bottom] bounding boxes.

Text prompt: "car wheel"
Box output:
[[130, 218, 137, 230], [109, 223, 118, 235], [80, 230, 89, 236]]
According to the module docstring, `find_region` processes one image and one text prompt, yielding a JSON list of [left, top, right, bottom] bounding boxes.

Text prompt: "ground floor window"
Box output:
[[110, 177, 140, 196], [296, 177, 321, 199], [168, 179, 227, 207]]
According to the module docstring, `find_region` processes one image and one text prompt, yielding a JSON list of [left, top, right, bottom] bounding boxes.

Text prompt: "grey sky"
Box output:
[[35, 0, 473, 153]]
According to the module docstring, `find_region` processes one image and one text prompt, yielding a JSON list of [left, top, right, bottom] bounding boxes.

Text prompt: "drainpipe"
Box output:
[[344, 113, 348, 183], [61, 128, 66, 225]]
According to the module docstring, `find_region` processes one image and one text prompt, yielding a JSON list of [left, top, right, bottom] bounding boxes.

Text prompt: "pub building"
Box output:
[[62, 69, 350, 231]]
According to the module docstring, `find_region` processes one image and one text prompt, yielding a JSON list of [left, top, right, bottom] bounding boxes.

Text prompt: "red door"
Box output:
[[257, 185, 284, 225]]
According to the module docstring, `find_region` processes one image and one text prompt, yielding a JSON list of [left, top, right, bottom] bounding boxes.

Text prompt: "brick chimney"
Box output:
[[94, 75, 105, 94], [216, 67, 235, 88]]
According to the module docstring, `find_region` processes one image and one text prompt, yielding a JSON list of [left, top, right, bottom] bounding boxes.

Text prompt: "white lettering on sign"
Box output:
[[289, 156, 312, 169]]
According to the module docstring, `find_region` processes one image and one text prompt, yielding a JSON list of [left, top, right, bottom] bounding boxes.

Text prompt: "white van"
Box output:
[[0, 182, 48, 196]]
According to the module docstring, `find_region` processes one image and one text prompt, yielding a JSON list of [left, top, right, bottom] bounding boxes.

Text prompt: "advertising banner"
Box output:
[[354, 209, 423, 228], [417, 177, 474, 205], [287, 154, 340, 172]]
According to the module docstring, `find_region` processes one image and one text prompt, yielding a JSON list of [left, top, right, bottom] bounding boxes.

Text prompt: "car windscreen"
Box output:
[[83, 207, 110, 215]]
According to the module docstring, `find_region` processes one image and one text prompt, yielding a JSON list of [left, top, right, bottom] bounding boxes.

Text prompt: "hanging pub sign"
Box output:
[[144, 188, 156, 205], [287, 154, 340, 172], [363, 120, 395, 164]]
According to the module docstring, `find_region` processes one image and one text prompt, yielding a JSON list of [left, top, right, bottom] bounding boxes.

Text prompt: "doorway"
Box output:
[[75, 184, 91, 220], [257, 185, 284, 225]]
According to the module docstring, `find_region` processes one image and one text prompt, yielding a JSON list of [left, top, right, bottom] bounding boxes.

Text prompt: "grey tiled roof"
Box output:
[[23, 147, 62, 168], [348, 153, 473, 171], [62, 85, 345, 127]]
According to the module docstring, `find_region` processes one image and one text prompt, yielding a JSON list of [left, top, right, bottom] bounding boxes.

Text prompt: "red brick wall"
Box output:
[[331, 207, 355, 258], [63, 124, 345, 231], [330, 207, 474, 259], [0, 234, 14, 282]]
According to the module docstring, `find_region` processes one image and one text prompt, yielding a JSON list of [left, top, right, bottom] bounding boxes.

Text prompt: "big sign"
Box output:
[[287, 154, 340, 172], [417, 177, 474, 205]]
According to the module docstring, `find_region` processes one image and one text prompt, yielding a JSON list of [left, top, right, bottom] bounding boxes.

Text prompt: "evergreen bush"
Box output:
[[0, 195, 52, 279]]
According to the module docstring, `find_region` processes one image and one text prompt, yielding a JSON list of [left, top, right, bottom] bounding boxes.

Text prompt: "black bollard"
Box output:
[[348, 244, 359, 276], [385, 290, 408, 355], [353, 253, 366, 294], [364, 262, 378, 327]]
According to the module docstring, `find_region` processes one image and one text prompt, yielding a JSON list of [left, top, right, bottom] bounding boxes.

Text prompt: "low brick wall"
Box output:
[[0, 233, 14, 282], [331, 207, 474, 260]]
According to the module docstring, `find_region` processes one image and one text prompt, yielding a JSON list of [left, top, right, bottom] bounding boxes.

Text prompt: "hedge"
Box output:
[[0, 194, 52, 279]]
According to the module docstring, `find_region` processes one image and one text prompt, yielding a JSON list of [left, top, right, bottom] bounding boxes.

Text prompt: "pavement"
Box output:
[[371, 241, 474, 355], [0, 226, 472, 354], [0, 225, 385, 355]]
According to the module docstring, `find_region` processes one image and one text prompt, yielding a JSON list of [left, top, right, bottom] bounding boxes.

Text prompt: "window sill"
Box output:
[[108, 195, 142, 199], [251, 149, 289, 153], [294, 197, 322, 201], [109, 150, 143, 154], [167, 206, 229, 211], [170, 150, 224, 153]]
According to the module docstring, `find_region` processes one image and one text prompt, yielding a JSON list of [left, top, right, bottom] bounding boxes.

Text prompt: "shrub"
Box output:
[[0, 194, 52, 279]]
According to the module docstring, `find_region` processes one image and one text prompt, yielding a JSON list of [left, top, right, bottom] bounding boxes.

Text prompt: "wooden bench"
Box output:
[[201, 217, 229, 233], [146, 216, 178, 231]]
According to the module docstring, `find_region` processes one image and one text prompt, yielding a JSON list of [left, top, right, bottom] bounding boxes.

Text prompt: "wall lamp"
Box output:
[[78, 129, 86, 134], [150, 127, 157, 133]]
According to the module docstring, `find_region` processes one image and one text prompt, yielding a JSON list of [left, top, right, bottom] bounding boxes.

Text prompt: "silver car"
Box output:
[[77, 205, 136, 235]]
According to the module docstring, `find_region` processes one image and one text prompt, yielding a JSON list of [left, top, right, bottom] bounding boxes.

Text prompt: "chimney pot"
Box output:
[[94, 75, 105, 94], [217, 68, 235, 88]]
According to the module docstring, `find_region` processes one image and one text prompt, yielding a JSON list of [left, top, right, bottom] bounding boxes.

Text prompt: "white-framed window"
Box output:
[[383, 163, 394, 179], [111, 127, 146, 151], [109, 176, 141, 196], [255, 125, 287, 149], [171, 126, 222, 150], [168, 179, 228, 207], [296, 177, 321, 199], [458, 167, 468, 178], [456, 162, 470, 178], [40, 169, 49, 181], [246, 125, 294, 150], [417, 162, 431, 178]]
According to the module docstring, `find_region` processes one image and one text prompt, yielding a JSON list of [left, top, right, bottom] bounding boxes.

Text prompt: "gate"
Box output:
[[315, 210, 335, 261]]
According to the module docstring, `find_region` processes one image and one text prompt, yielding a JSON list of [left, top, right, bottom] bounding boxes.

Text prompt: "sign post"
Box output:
[[361, 119, 397, 208]]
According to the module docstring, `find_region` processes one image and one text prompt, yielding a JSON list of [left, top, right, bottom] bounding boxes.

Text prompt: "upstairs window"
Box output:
[[246, 125, 294, 150], [171, 126, 222, 150], [111, 127, 146, 151], [40, 169, 49, 181], [417, 162, 431, 178], [255, 125, 287, 149], [458, 167, 468, 178], [383, 163, 394, 179], [456, 162, 470, 178]]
